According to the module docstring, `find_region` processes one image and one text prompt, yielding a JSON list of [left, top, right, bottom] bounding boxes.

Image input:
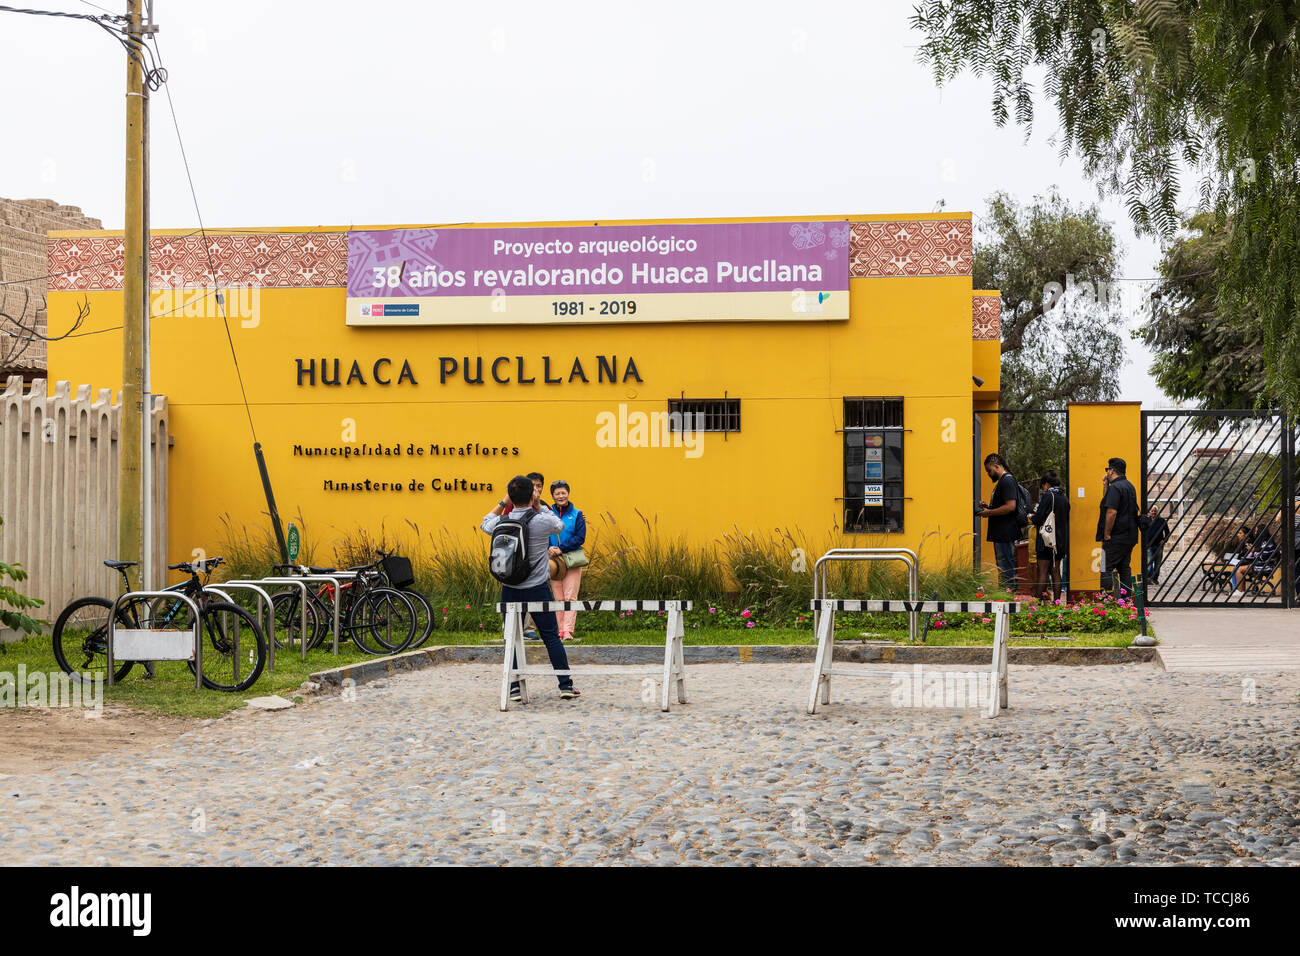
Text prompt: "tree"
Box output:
[[974, 190, 1124, 479], [912, 0, 1300, 419], [0, 517, 43, 649], [1138, 210, 1269, 408]]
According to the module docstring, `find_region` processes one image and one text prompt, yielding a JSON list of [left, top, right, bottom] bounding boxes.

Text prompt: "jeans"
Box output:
[[503, 580, 572, 691], [993, 540, 1017, 591], [1101, 539, 1135, 596], [1146, 545, 1164, 584]]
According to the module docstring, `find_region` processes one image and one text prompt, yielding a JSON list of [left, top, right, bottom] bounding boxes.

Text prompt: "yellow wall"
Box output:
[[1067, 402, 1142, 594], [47, 214, 990, 583]]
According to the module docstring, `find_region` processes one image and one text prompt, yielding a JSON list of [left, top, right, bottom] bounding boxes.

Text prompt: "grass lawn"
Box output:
[[0, 623, 1150, 718]]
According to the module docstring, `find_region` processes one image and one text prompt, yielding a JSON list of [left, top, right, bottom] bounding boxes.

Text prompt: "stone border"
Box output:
[[310, 643, 1158, 691]]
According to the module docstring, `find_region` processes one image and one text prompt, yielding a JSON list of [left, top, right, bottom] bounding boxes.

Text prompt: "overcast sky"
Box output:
[[2, 0, 1177, 406]]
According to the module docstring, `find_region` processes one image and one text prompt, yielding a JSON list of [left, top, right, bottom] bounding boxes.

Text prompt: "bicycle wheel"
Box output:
[[402, 587, 435, 649], [51, 596, 134, 684], [187, 600, 266, 692], [270, 590, 319, 652], [346, 588, 416, 655]]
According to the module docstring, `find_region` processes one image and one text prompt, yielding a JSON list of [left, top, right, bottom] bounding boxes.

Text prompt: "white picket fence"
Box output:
[[0, 376, 170, 634]]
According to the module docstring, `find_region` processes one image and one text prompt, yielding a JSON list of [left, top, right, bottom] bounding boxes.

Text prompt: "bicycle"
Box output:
[[51, 557, 267, 692], [270, 562, 418, 655]]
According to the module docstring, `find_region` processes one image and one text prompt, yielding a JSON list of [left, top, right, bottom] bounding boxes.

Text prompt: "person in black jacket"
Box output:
[[1143, 505, 1171, 586], [1030, 471, 1069, 602], [1100, 457, 1140, 597]]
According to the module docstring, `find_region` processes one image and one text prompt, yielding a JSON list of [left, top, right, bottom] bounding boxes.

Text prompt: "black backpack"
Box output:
[[489, 511, 536, 586], [1011, 476, 1032, 530]]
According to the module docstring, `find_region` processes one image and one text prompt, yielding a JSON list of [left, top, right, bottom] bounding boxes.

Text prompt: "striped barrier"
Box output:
[[807, 599, 1021, 719], [495, 600, 691, 712]]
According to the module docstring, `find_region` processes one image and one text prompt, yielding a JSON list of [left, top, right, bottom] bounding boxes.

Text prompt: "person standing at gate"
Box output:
[[978, 453, 1021, 592], [1100, 457, 1140, 597], [1143, 504, 1171, 586], [483, 475, 580, 701], [547, 480, 588, 641], [1030, 471, 1069, 602]]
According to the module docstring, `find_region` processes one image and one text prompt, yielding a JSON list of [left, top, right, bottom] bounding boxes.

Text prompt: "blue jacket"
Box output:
[[549, 501, 586, 552]]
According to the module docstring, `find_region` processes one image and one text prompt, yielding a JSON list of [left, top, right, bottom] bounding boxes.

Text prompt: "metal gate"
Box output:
[[1141, 410, 1297, 607]]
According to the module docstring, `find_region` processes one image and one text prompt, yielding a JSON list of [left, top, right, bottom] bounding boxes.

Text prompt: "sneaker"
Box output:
[[509, 686, 523, 703], [559, 686, 581, 700], [523, 628, 540, 641]]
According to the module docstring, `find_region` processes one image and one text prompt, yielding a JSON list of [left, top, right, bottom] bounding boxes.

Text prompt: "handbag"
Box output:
[[562, 547, 590, 569], [548, 551, 568, 581]]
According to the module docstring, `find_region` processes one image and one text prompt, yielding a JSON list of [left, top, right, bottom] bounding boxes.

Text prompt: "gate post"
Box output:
[[1283, 420, 1296, 609]]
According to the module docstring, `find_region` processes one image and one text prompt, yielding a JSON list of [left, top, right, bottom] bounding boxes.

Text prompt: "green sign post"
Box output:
[[287, 523, 300, 563]]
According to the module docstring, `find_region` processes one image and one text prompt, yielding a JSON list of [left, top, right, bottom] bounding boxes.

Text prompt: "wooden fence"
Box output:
[[0, 376, 170, 633]]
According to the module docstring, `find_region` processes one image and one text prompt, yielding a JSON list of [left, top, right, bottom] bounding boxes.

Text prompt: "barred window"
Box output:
[[843, 397, 904, 533], [668, 398, 740, 433]]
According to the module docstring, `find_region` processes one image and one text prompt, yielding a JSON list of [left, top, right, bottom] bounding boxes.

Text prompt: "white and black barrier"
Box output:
[[807, 599, 1020, 719], [495, 600, 690, 712]]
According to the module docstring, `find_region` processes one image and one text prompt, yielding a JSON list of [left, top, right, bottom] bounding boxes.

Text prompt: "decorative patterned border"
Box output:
[[972, 293, 1001, 340], [47, 232, 348, 292], [849, 220, 972, 278], [48, 219, 974, 291]]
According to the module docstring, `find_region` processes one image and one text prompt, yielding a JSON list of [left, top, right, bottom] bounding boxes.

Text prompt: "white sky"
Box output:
[[1, 0, 1176, 406]]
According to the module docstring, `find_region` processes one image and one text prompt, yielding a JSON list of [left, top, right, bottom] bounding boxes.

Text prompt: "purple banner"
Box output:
[[346, 221, 850, 298]]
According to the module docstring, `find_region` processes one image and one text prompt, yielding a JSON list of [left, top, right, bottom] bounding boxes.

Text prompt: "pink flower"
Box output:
[[709, 607, 717, 614], [981, 617, 990, 624], [741, 609, 752, 618], [464, 604, 471, 610], [746, 621, 756, 628]]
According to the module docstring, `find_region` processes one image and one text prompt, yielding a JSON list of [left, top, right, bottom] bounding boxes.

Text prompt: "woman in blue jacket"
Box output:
[[547, 480, 587, 640]]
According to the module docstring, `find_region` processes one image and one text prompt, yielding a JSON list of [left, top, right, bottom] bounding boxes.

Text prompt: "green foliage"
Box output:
[[913, 0, 1300, 419], [0, 516, 44, 639], [216, 509, 316, 582], [1138, 210, 1271, 408], [974, 189, 1122, 478]]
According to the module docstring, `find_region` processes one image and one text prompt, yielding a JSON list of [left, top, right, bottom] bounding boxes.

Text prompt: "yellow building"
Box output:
[[46, 213, 1002, 575]]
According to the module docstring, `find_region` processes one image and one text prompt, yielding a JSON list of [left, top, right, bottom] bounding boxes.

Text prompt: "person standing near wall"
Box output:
[[547, 480, 588, 641], [978, 453, 1021, 592], [1031, 471, 1069, 602], [1100, 457, 1140, 597]]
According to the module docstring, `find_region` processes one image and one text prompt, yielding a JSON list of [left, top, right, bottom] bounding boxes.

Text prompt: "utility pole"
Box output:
[[119, 0, 145, 576], [140, 1, 156, 590]]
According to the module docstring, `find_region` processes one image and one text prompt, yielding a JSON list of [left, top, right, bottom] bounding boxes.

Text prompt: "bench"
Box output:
[[807, 599, 1020, 719], [495, 600, 690, 712]]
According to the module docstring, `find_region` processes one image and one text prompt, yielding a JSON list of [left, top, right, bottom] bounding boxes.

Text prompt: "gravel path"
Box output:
[[3, 662, 1298, 866]]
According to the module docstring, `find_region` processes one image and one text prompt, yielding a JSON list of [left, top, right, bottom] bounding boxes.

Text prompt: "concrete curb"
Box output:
[[310, 643, 1158, 690]]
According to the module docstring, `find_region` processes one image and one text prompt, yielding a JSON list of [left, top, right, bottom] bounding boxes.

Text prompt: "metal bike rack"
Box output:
[[284, 572, 353, 654], [231, 577, 312, 663], [108, 591, 203, 689], [205, 583, 276, 672], [812, 548, 921, 642]]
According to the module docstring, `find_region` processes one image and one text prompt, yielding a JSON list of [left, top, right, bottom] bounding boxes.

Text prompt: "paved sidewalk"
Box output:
[[2, 662, 1297, 866], [1153, 608, 1300, 672]]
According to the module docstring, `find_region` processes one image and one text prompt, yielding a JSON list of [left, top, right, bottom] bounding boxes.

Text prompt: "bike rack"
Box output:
[[205, 583, 276, 672], [230, 577, 312, 663], [283, 572, 353, 655], [108, 590, 203, 689], [812, 548, 921, 642]]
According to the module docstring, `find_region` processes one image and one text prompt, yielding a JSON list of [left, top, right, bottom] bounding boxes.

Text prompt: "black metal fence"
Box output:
[[1141, 410, 1298, 607]]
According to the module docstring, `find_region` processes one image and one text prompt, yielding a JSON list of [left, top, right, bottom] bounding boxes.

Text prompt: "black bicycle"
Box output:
[[269, 561, 418, 655], [51, 557, 267, 692]]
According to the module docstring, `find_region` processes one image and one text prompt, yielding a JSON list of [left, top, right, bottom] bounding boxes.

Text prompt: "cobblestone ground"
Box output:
[[3, 663, 1298, 866]]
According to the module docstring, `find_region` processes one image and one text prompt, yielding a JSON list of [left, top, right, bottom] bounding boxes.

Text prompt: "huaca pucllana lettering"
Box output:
[[295, 355, 642, 387]]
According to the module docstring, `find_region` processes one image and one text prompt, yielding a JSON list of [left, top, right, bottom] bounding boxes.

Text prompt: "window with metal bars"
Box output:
[[667, 398, 740, 433], [843, 397, 905, 533]]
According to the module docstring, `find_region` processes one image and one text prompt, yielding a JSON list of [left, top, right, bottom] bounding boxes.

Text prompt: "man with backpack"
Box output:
[[978, 452, 1026, 592], [482, 475, 580, 702], [1100, 457, 1140, 598]]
